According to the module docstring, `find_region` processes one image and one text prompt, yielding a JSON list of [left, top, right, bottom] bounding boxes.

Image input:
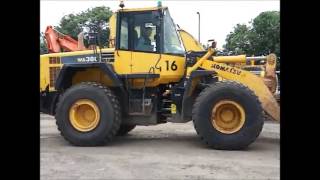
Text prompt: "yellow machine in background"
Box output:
[[40, 4, 279, 150], [177, 27, 278, 95]]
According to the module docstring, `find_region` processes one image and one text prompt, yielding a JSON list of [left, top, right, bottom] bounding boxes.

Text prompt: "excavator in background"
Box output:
[[43, 26, 87, 53]]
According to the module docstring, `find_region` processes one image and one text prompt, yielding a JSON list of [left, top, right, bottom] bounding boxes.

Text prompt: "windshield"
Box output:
[[163, 10, 185, 55]]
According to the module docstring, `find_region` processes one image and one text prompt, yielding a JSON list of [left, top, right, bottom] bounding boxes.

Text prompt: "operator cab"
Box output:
[[116, 7, 185, 55]]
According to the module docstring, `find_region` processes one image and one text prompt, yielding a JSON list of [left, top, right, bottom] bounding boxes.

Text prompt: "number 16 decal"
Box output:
[[165, 60, 177, 71]]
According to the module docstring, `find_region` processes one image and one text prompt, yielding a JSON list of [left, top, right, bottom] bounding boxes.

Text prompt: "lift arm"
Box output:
[[187, 48, 280, 121]]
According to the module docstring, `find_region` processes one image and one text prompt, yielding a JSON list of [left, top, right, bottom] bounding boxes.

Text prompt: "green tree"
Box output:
[[40, 33, 48, 54], [54, 6, 113, 48], [250, 11, 280, 56], [224, 24, 252, 55], [224, 11, 280, 57]]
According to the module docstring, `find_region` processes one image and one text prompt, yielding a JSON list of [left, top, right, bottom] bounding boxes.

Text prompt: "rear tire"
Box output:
[[117, 125, 136, 136], [55, 82, 121, 146], [192, 81, 264, 150]]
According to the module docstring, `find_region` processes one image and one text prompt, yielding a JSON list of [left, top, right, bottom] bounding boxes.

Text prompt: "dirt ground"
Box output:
[[40, 113, 279, 180]]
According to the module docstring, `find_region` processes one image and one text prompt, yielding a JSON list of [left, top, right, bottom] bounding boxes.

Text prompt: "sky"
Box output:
[[40, 0, 280, 49]]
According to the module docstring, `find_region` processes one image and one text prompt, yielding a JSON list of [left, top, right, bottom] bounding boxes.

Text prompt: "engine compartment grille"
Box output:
[[49, 67, 61, 87]]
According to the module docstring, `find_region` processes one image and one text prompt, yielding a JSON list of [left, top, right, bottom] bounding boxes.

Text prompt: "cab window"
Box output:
[[163, 10, 185, 55], [119, 16, 128, 50], [132, 13, 158, 52]]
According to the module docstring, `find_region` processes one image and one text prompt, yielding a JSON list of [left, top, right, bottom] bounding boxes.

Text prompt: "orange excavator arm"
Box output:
[[44, 26, 87, 53]]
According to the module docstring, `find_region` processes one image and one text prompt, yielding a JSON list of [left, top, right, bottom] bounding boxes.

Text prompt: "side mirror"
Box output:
[[208, 39, 217, 48]]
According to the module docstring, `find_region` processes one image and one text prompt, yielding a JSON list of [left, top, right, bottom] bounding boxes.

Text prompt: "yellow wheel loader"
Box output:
[[40, 5, 279, 150]]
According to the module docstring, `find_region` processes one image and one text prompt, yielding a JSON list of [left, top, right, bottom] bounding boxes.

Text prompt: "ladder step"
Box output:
[[162, 99, 172, 103], [161, 108, 172, 111], [128, 112, 150, 116]]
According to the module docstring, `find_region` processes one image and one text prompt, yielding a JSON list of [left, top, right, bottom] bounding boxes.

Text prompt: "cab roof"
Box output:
[[118, 6, 168, 12]]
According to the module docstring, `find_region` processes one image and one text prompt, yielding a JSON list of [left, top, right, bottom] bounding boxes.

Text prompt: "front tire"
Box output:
[[192, 81, 264, 150], [55, 82, 121, 146]]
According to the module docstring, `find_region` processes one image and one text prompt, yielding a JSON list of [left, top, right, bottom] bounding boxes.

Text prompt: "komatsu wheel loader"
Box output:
[[40, 5, 279, 150]]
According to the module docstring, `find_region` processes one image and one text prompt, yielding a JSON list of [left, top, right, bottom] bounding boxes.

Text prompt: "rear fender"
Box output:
[[54, 63, 128, 114]]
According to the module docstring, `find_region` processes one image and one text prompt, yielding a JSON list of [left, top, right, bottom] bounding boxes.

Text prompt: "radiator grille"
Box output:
[[49, 67, 61, 87], [49, 57, 61, 64], [101, 52, 114, 62]]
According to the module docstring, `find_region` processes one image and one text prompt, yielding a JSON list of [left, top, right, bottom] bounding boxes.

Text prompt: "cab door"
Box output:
[[114, 14, 131, 75], [130, 10, 186, 87], [130, 11, 160, 75]]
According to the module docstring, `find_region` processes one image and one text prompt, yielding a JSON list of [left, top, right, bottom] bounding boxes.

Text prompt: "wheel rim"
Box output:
[[69, 99, 100, 132], [211, 100, 245, 134]]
